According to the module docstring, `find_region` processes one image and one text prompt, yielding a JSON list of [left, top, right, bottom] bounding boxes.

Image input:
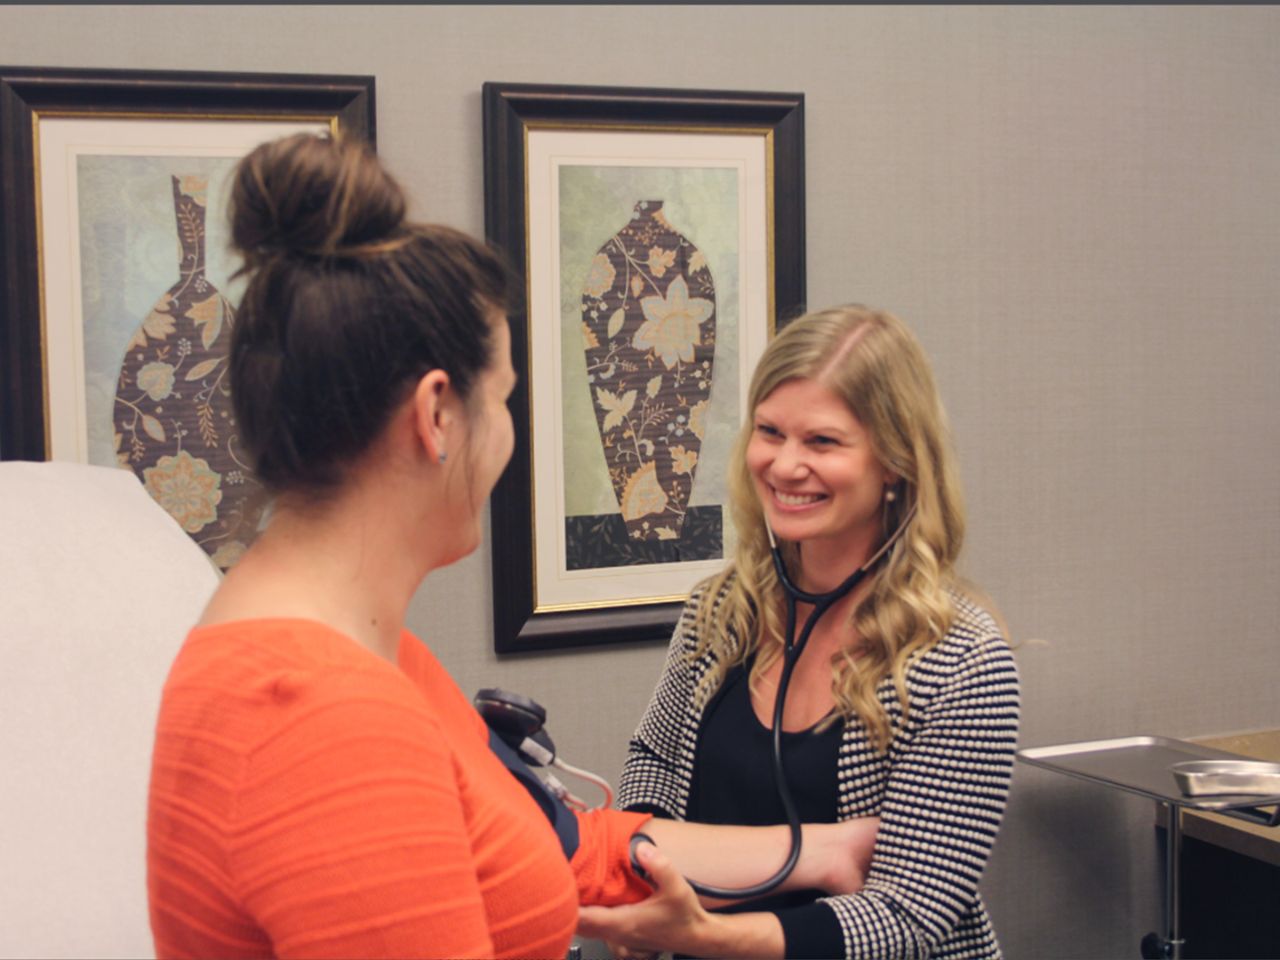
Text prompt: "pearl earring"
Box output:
[[885, 488, 896, 503]]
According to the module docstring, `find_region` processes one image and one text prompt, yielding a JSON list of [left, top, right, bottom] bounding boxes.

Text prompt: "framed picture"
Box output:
[[483, 82, 805, 653], [0, 67, 374, 569]]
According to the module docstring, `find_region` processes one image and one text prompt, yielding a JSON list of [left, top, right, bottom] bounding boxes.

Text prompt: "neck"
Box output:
[[792, 530, 881, 595], [202, 459, 451, 663]]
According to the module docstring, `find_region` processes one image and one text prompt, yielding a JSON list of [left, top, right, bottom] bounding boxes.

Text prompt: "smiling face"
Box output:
[[745, 377, 894, 563]]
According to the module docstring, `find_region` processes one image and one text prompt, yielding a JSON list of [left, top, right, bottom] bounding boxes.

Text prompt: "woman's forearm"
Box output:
[[686, 910, 786, 958], [637, 817, 876, 905], [577, 818, 876, 956]]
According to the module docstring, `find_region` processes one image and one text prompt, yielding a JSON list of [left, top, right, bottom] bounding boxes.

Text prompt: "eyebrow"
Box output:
[[754, 416, 853, 438], [807, 425, 852, 437]]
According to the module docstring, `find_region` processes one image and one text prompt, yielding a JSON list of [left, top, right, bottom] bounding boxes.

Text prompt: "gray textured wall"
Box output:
[[3, 6, 1279, 958]]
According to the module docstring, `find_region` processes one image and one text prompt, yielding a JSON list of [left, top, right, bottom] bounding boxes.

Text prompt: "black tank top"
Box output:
[[686, 660, 844, 921], [690, 659, 844, 826]]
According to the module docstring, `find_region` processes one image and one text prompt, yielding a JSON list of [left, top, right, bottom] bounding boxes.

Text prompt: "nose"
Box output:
[[771, 439, 810, 480]]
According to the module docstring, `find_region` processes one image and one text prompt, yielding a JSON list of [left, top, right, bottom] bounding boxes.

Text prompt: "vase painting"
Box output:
[[111, 175, 264, 570], [580, 201, 717, 543]]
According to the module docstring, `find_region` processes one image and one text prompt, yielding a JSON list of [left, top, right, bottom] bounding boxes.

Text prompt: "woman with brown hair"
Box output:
[[144, 134, 877, 959]]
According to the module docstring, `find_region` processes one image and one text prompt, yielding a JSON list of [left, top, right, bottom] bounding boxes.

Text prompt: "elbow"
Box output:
[[826, 887, 950, 960]]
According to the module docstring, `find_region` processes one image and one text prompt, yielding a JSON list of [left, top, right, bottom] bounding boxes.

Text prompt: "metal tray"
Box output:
[[1170, 760, 1280, 798], [1018, 736, 1280, 812]]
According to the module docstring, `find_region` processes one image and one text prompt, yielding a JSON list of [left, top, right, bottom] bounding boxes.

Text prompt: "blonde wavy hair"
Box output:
[[692, 305, 967, 751]]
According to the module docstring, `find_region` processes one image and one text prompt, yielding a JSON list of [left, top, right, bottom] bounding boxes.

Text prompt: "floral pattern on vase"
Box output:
[[581, 201, 716, 542], [112, 175, 264, 570]]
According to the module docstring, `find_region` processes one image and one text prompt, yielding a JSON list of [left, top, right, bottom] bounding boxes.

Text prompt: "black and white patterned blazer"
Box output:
[[617, 579, 1021, 960]]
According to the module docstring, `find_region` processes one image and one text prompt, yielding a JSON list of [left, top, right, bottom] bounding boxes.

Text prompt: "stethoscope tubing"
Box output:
[[682, 503, 917, 901]]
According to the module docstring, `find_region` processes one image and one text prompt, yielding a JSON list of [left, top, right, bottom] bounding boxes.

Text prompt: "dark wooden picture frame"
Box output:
[[0, 66, 375, 462], [482, 81, 805, 654]]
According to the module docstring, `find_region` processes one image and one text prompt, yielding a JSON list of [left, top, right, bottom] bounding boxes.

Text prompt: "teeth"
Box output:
[[775, 490, 822, 506]]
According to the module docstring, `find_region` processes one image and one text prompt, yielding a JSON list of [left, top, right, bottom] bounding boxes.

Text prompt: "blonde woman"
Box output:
[[582, 306, 1021, 959]]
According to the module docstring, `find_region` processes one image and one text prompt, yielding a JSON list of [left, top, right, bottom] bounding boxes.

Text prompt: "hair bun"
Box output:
[[230, 132, 406, 264]]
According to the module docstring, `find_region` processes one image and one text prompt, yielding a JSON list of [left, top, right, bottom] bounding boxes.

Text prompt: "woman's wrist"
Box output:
[[805, 817, 878, 895], [689, 910, 785, 959], [800, 821, 848, 894]]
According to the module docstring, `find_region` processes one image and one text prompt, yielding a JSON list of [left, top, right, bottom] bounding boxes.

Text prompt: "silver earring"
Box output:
[[885, 488, 896, 503], [438, 451, 448, 464]]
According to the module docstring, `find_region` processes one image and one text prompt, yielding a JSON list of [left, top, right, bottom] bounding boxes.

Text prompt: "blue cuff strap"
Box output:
[[486, 729, 580, 860]]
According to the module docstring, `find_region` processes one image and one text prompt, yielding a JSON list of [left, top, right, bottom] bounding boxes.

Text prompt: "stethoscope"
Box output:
[[676, 499, 918, 900]]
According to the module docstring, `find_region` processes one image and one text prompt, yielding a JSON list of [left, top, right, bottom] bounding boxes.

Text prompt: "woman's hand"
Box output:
[[578, 840, 711, 956], [579, 841, 786, 958]]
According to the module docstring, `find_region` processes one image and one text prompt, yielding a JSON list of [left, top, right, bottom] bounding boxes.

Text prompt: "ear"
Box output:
[[410, 369, 454, 464]]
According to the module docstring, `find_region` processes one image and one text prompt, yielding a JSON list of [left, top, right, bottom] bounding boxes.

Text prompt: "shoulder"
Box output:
[[684, 569, 735, 613], [888, 592, 1022, 747], [675, 570, 740, 655], [946, 589, 1007, 651], [173, 619, 446, 739], [684, 567, 744, 628], [672, 574, 722, 641], [914, 589, 1020, 691]]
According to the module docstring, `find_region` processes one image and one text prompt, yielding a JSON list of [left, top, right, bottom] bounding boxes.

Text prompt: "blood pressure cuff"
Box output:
[[487, 729, 580, 860]]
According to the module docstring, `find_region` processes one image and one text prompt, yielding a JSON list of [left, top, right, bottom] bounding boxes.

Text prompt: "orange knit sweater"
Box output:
[[147, 619, 651, 959]]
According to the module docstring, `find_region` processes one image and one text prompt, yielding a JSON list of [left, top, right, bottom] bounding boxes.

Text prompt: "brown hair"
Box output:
[[227, 132, 511, 495]]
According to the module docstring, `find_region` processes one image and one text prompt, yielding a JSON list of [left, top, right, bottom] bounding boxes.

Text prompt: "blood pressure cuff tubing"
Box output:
[[487, 729, 580, 860]]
